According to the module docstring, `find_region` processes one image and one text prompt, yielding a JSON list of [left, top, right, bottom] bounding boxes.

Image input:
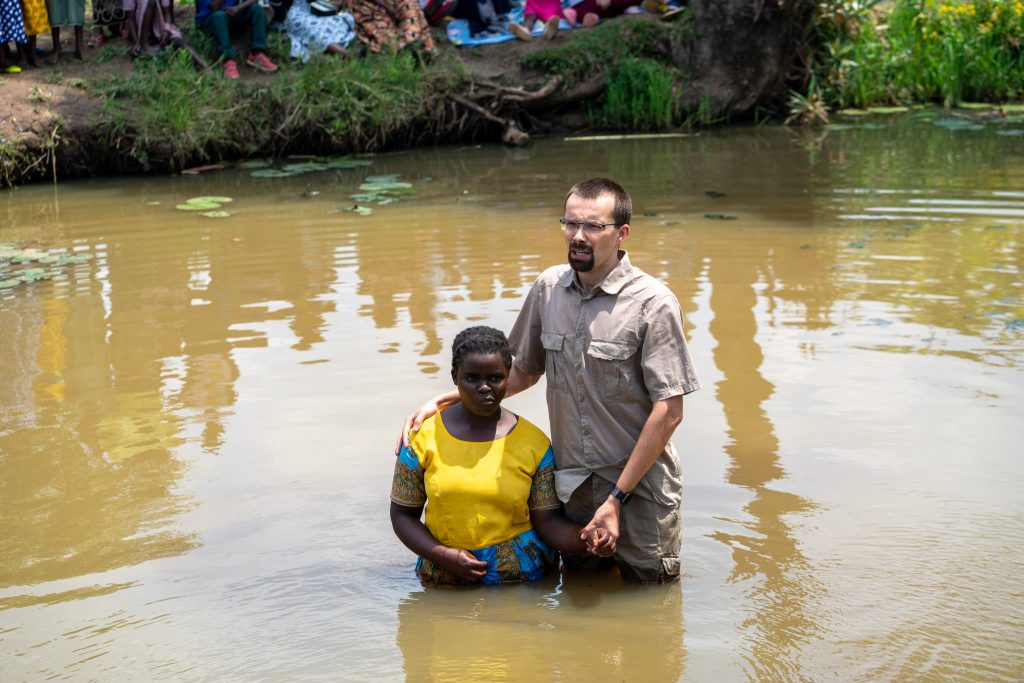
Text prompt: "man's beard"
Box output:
[[568, 242, 594, 272]]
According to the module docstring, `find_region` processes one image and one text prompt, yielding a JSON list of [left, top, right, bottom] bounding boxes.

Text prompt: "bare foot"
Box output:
[[582, 12, 599, 27], [562, 7, 577, 25], [49, 49, 61, 65]]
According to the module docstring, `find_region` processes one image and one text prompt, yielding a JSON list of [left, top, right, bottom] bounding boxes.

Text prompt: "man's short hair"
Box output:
[[564, 178, 632, 227]]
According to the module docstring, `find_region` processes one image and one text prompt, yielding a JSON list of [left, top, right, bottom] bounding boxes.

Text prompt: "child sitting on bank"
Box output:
[[391, 326, 613, 585], [508, 0, 575, 41]]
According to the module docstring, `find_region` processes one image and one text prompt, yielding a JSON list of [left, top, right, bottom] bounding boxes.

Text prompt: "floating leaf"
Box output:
[[345, 205, 374, 216], [0, 279, 19, 289], [349, 193, 381, 202], [201, 211, 234, 218], [250, 169, 297, 178], [188, 196, 233, 205], [705, 191, 726, 199], [867, 106, 909, 114], [932, 118, 984, 132], [660, 220, 680, 226], [996, 130, 1024, 137], [359, 181, 413, 192], [376, 197, 398, 205], [324, 157, 373, 169], [703, 213, 737, 220], [146, 200, 161, 206], [176, 202, 221, 211], [364, 174, 400, 183], [1005, 319, 1024, 330], [57, 253, 92, 265], [282, 162, 329, 173], [849, 241, 866, 248]]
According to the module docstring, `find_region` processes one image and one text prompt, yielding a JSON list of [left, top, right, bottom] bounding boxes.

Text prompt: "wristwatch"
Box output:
[[610, 487, 632, 505]]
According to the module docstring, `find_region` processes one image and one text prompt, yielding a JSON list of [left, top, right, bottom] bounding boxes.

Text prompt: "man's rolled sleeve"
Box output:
[[509, 279, 547, 376], [640, 294, 702, 401]]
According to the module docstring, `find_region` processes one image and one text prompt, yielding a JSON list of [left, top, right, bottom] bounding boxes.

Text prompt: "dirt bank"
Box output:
[[0, 0, 816, 187]]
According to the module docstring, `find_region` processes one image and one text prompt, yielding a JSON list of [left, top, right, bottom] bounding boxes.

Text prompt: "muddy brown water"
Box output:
[[1, 122, 1022, 681]]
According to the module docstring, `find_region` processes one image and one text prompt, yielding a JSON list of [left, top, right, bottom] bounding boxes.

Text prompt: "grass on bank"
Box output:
[[814, 0, 1024, 109], [88, 33, 463, 170], [520, 12, 693, 130]]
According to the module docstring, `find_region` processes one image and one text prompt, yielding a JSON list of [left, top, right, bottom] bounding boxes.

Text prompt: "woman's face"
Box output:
[[452, 351, 510, 417]]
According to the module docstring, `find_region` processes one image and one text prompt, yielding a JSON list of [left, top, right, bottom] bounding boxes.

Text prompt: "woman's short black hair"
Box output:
[[451, 326, 512, 374]]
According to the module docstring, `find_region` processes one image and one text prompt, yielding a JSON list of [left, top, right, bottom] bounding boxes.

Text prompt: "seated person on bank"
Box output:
[[391, 326, 613, 585], [195, 0, 278, 79]]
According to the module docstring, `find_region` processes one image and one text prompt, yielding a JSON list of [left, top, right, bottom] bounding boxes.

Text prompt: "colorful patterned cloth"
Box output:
[[343, 0, 433, 53], [285, 0, 356, 62], [19, 0, 48, 35], [1, 0, 28, 42], [391, 411, 560, 585]]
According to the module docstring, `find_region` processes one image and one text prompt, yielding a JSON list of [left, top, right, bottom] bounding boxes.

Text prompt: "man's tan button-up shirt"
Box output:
[[509, 251, 701, 506]]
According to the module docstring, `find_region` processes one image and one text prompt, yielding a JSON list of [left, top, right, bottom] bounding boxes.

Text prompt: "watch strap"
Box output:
[[610, 486, 632, 505]]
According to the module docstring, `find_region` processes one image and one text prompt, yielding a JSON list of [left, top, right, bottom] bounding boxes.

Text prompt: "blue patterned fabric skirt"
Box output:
[[416, 527, 557, 585]]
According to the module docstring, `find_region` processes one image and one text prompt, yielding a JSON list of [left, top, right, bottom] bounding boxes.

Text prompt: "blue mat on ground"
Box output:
[[446, 9, 576, 47]]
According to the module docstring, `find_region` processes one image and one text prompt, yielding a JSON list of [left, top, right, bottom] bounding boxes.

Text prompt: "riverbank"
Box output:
[[3, 0, 1023, 188], [1, 10, 706, 188]]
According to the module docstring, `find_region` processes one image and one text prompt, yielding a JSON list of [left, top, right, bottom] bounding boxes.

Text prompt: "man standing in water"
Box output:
[[404, 178, 701, 583]]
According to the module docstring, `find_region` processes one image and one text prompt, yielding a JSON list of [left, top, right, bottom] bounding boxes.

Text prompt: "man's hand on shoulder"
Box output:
[[394, 391, 461, 455]]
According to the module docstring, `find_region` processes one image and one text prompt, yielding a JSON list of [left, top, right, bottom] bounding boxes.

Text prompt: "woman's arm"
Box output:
[[530, 508, 588, 553], [531, 508, 616, 556], [390, 503, 488, 582]]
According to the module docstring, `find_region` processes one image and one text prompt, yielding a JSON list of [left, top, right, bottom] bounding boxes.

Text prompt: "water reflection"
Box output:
[[0, 123, 1021, 680], [706, 247, 819, 679], [397, 575, 684, 681]]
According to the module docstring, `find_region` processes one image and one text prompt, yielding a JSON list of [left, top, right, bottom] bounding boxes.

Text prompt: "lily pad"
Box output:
[[189, 196, 233, 204], [703, 213, 737, 220], [324, 157, 373, 169], [250, 169, 297, 178], [359, 181, 413, 192], [364, 173, 400, 183], [346, 205, 374, 216], [933, 118, 984, 132], [176, 202, 221, 211], [996, 130, 1024, 137], [201, 211, 234, 218], [1005, 319, 1024, 330], [57, 253, 92, 265], [283, 162, 329, 173]]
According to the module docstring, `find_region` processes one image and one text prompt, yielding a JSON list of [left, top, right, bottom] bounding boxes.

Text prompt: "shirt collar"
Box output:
[[557, 250, 633, 296]]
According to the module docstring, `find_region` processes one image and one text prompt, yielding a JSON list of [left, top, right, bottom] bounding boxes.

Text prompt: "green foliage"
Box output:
[[815, 0, 1024, 108], [87, 42, 461, 170], [599, 57, 679, 130], [519, 15, 689, 85]]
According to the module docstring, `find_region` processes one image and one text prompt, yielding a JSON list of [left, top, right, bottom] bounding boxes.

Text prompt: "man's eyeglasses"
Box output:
[[559, 219, 619, 235]]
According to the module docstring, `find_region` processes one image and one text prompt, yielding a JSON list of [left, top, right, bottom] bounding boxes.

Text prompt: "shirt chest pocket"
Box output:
[[541, 332, 569, 394], [587, 339, 641, 401]]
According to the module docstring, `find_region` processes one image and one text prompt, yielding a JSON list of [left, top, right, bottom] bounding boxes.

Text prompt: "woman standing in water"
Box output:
[[391, 326, 612, 584]]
